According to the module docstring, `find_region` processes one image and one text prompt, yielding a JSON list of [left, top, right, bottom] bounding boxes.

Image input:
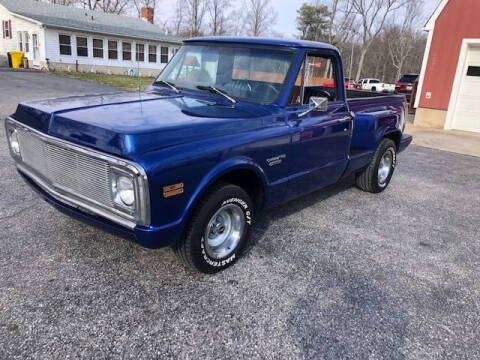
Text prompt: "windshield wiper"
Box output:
[[153, 80, 180, 93], [197, 85, 236, 105]]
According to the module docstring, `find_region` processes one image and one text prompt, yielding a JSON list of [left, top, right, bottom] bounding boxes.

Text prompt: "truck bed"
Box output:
[[346, 89, 406, 114], [346, 89, 397, 99]]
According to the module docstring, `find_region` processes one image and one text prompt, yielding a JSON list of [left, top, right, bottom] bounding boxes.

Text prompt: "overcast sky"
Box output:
[[157, 0, 442, 37]]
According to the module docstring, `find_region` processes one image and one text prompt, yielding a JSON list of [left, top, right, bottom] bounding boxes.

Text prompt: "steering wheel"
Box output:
[[313, 89, 332, 100], [252, 82, 280, 97]]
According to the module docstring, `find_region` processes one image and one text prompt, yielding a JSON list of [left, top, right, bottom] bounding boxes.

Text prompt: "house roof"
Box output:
[[424, 0, 449, 31], [0, 0, 182, 44]]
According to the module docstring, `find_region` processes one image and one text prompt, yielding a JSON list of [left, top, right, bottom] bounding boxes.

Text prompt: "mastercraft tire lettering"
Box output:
[[172, 183, 254, 274]]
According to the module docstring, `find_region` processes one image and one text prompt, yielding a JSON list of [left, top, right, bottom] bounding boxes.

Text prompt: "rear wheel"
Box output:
[[172, 182, 254, 273], [356, 138, 397, 193]]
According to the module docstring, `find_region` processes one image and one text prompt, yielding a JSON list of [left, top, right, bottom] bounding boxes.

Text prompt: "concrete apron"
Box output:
[[406, 123, 480, 158]]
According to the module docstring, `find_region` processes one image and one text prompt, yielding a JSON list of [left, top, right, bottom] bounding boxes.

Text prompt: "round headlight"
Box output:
[[113, 175, 135, 207], [9, 129, 20, 155]]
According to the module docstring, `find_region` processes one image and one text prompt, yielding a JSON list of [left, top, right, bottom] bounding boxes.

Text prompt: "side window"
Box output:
[[108, 40, 118, 60], [24, 32, 30, 53], [76, 36, 88, 57], [136, 43, 145, 62], [122, 42, 131, 61], [149, 45, 157, 63], [161, 46, 169, 63], [289, 61, 304, 105], [2, 20, 11, 38], [93, 38, 103, 58], [59, 34, 71, 55], [18, 31, 23, 51], [289, 54, 337, 105]]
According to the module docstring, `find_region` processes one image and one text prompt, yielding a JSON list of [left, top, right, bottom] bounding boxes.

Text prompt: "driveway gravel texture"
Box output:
[[1, 72, 480, 360]]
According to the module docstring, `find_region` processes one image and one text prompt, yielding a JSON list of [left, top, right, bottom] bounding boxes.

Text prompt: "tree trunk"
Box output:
[[355, 48, 368, 81], [396, 61, 403, 81]]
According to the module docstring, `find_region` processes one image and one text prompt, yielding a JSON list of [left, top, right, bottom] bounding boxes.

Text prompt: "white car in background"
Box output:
[[356, 78, 395, 93]]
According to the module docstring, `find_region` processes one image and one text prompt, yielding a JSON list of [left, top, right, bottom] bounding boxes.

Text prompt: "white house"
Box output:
[[0, 0, 182, 76]]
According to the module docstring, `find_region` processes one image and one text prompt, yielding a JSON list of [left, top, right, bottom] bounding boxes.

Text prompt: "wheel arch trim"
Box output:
[[180, 157, 268, 225]]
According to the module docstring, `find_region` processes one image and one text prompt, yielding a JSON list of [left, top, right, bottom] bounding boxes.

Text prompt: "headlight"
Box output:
[[8, 128, 21, 156], [111, 171, 135, 209]]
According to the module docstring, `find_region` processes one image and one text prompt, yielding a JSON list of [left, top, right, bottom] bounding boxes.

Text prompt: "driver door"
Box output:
[[286, 52, 352, 199]]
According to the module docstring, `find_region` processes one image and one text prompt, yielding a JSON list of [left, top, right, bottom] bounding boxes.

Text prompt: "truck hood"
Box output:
[[12, 90, 273, 159]]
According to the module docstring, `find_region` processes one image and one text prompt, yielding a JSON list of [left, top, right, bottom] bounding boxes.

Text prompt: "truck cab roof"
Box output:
[[184, 36, 340, 52]]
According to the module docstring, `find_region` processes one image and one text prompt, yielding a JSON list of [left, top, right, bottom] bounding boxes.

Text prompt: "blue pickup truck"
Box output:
[[5, 37, 412, 273]]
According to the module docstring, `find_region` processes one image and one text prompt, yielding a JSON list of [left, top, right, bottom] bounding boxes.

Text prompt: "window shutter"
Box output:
[[2, 21, 4, 39], [9, 20, 12, 39]]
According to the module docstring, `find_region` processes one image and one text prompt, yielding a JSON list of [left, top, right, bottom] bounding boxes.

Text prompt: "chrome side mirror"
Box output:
[[299, 97, 329, 118]]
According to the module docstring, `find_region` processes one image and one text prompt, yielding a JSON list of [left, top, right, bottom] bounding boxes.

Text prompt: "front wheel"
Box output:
[[356, 138, 397, 193], [172, 183, 254, 273]]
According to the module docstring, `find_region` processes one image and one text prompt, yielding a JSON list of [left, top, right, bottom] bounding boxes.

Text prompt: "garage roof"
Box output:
[[0, 0, 182, 44], [424, 0, 449, 30]]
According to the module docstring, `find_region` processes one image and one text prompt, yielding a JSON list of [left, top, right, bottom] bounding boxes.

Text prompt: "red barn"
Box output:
[[415, 0, 480, 133]]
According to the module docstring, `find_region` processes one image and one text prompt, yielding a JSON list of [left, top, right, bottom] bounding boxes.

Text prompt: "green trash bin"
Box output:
[[8, 51, 24, 68]]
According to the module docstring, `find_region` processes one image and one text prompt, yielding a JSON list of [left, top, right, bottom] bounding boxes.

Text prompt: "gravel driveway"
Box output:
[[1, 71, 480, 359]]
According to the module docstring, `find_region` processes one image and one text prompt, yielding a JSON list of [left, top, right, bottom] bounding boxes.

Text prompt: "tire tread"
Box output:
[[356, 138, 396, 193], [172, 182, 250, 272]]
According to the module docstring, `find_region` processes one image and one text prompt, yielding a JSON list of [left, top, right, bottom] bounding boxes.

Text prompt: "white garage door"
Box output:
[[452, 45, 480, 132]]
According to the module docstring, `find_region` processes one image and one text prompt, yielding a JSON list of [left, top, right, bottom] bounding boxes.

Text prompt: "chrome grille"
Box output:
[[17, 129, 113, 207]]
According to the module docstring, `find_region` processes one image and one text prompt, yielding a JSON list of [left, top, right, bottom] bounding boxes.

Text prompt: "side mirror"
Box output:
[[299, 97, 328, 118]]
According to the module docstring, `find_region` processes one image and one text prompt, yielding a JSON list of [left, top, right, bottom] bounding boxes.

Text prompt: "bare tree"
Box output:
[[79, 0, 131, 14], [228, 7, 246, 36], [171, 0, 186, 36], [385, 0, 423, 80], [322, 0, 356, 46], [244, 0, 277, 37], [44, 0, 79, 5], [351, 0, 408, 81], [184, 0, 207, 37], [208, 0, 231, 35]]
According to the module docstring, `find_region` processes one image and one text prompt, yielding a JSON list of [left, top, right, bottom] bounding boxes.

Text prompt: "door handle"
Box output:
[[338, 117, 351, 123]]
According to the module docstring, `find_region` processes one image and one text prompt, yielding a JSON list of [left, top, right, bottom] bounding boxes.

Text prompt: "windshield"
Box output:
[[156, 44, 296, 104]]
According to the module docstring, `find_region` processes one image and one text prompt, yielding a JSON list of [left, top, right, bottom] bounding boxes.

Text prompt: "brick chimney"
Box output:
[[141, 6, 154, 24]]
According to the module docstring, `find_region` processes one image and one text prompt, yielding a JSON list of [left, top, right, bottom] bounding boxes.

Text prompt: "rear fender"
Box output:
[[351, 109, 401, 152]]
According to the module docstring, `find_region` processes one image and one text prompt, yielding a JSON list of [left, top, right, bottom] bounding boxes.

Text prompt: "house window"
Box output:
[[2, 20, 11, 38], [18, 31, 23, 51], [467, 66, 480, 77], [93, 38, 103, 58], [24, 32, 30, 53], [108, 40, 118, 60], [76, 36, 88, 57], [148, 45, 156, 63], [59, 34, 71, 55], [161, 46, 168, 63], [122, 42, 131, 61], [136, 43, 144, 62]]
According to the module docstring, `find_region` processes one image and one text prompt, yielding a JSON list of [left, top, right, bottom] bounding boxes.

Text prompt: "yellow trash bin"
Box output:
[[9, 51, 24, 69]]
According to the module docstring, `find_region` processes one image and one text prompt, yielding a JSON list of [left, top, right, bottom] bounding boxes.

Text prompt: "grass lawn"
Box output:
[[52, 71, 156, 91]]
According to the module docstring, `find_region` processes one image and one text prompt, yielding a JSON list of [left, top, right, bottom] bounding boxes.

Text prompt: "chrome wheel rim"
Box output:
[[204, 204, 245, 259], [378, 149, 393, 186]]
